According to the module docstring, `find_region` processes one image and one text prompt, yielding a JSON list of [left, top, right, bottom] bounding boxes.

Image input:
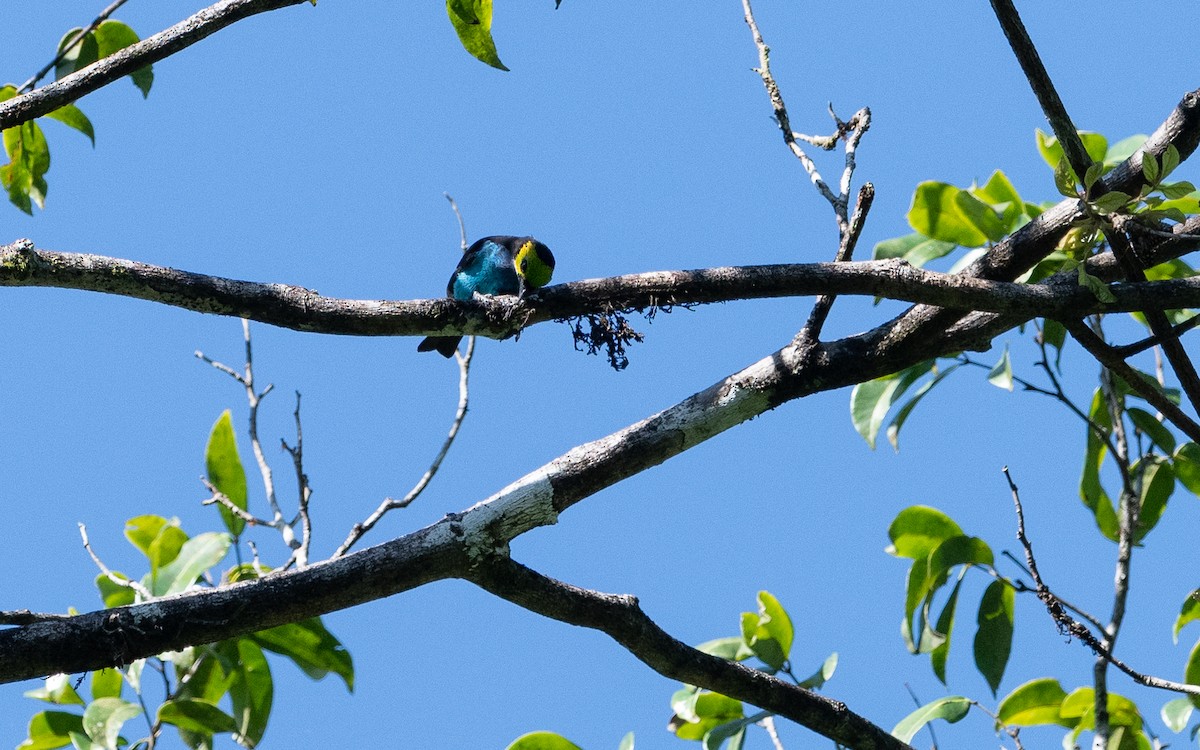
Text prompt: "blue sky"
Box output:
[[3, 1, 1200, 748]]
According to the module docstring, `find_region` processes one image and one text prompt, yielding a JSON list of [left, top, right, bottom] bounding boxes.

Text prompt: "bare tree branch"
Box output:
[[0, 0, 311, 131], [988, 0, 1095, 188], [466, 555, 915, 750], [5, 233, 1200, 341]]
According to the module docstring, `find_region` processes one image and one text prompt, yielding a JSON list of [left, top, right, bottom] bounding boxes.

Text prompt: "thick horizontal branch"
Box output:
[[5, 237, 1200, 340], [0, 524, 464, 682], [468, 557, 914, 750], [0, 0, 309, 131]]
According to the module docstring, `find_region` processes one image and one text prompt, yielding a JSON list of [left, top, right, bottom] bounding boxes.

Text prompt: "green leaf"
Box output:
[[1162, 696, 1193, 733], [974, 580, 1014, 695], [67, 731, 104, 750], [223, 639, 273, 748], [124, 514, 188, 571], [1105, 135, 1148, 168], [93, 21, 153, 97], [1134, 456, 1174, 542], [997, 677, 1071, 728], [850, 361, 933, 449], [504, 732, 583, 750], [151, 532, 231, 597], [446, 0, 509, 71], [1186, 638, 1200, 710], [1160, 180, 1197, 200], [95, 572, 136, 608], [1091, 190, 1133, 214], [905, 536, 993, 653], [1128, 408, 1176, 453], [206, 410, 248, 537], [1061, 688, 1143, 736], [24, 674, 86, 706], [739, 591, 793, 669], [3, 119, 51, 213], [169, 647, 230, 708], [702, 714, 755, 750], [1054, 156, 1078, 198], [82, 698, 141, 750], [1142, 152, 1161, 183], [987, 346, 1014, 391], [17, 711, 86, 750], [55, 29, 99, 80], [43, 105, 94, 145], [907, 182, 1003, 247], [891, 696, 971, 744], [1080, 390, 1119, 542], [1160, 144, 1182, 178], [887, 363, 961, 451], [251, 618, 353, 690], [972, 170, 1025, 229], [618, 732, 634, 750], [157, 699, 238, 735], [886, 506, 964, 560], [1176, 443, 1200, 496], [91, 669, 123, 701], [1041, 318, 1067, 370], [796, 652, 838, 690], [1173, 591, 1200, 643], [930, 576, 963, 684], [1037, 129, 1108, 171], [695, 636, 753, 662], [872, 232, 957, 269], [671, 692, 743, 741]]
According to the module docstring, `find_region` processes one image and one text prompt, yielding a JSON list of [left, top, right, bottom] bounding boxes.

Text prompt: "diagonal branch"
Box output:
[[0, 0, 311, 131], [467, 556, 915, 750], [1063, 319, 1200, 443], [988, 0, 1095, 186], [18, 0, 134, 93]]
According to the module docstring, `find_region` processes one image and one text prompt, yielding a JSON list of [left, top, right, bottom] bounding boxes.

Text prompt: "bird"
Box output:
[[417, 235, 556, 357]]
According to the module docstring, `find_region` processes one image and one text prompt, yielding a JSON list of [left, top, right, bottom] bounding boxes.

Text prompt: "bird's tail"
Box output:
[[417, 336, 462, 358]]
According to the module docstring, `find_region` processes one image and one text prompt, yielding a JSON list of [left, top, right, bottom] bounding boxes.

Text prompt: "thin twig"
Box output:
[[1005, 467, 1200, 698], [795, 183, 876, 358], [201, 479, 272, 526], [79, 522, 152, 600], [1112, 313, 1200, 358], [333, 337, 475, 557], [444, 193, 468, 252], [837, 108, 872, 226], [741, 0, 841, 220], [903, 683, 940, 749], [999, 551, 1106, 633], [281, 391, 312, 569], [18, 0, 134, 93], [759, 715, 786, 750]]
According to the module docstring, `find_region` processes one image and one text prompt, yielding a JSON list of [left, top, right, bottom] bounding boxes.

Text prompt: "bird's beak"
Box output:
[[518, 276, 529, 300]]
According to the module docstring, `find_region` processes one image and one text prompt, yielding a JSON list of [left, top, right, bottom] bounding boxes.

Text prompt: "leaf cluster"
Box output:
[[17, 412, 352, 750], [1, 20, 151, 214]]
